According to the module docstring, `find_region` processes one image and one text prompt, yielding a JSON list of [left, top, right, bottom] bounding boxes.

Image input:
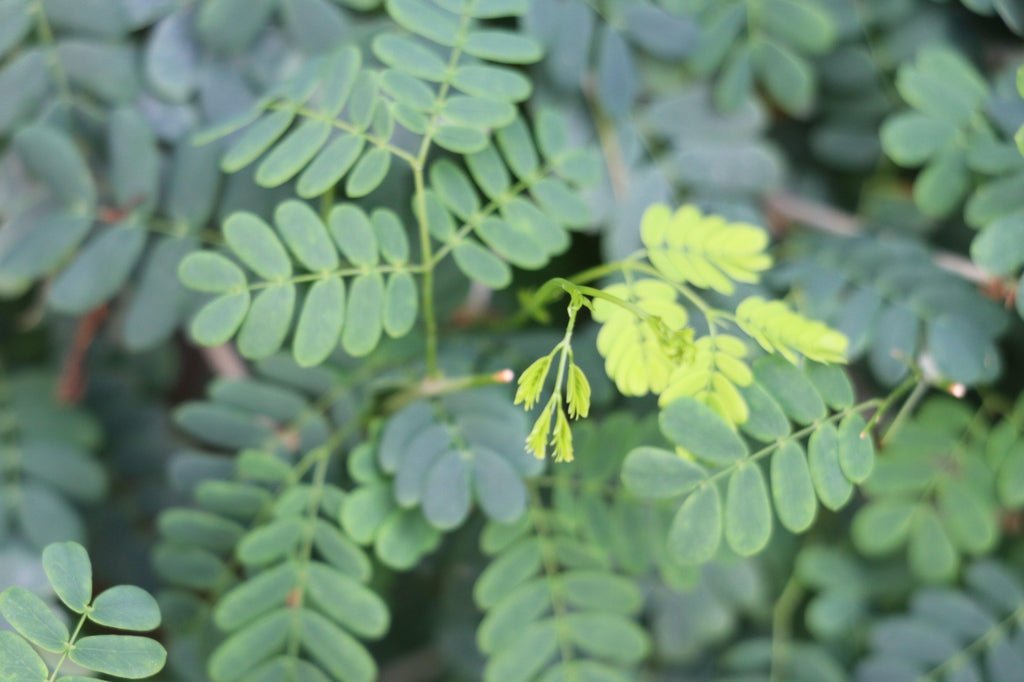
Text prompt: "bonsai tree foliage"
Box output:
[[2, 0, 1024, 680]]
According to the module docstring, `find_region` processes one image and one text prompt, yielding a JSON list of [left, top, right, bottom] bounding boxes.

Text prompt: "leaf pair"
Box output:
[[624, 360, 873, 565], [180, 200, 418, 365], [0, 542, 165, 681], [376, 389, 539, 529]]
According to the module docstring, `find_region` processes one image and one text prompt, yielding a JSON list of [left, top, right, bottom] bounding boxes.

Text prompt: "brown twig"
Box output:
[[57, 305, 109, 404], [199, 344, 249, 379]]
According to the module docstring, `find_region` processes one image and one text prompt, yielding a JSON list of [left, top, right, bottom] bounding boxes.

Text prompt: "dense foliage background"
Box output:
[[3, 0, 1024, 680]]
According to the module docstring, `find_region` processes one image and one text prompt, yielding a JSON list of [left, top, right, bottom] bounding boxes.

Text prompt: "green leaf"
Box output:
[[215, 563, 298, 631], [237, 518, 303, 566], [222, 110, 295, 173], [297, 134, 366, 199], [808, 423, 853, 510], [472, 448, 527, 523], [434, 124, 489, 153], [464, 31, 542, 64], [667, 484, 721, 565], [237, 284, 295, 359], [805, 364, 854, 410], [453, 241, 512, 288], [255, 120, 330, 187], [453, 65, 531, 102], [621, 447, 706, 499], [108, 108, 158, 209], [14, 125, 96, 210], [341, 485, 393, 544], [998, 446, 1024, 506], [714, 44, 753, 112], [477, 217, 546, 269], [345, 148, 392, 198], [660, 397, 748, 466], [754, 358, 827, 425], [881, 112, 956, 166], [386, 0, 460, 46], [43, 541, 92, 613], [0, 587, 69, 652], [190, 292, 251, 346], [927, 314, 1000, 385], [0, 629, 47, 680], [753, 39, 814, 116], [294, 277, 345, 367], [909, 508, 958, 582], [375, 509, 441, 570], [312, 520, 371, 580], [17, 483, 84, 549], [383, 272, 418, 338], [88, 586, 161, 632], [342, 273, 384, 357], [209, 610, 289, 681], [740, 383, 791, 442], [198, 0, 276, 53], [725, 462, 772, 556], [223, 213, 293, 280], [422, 449, 471, 530], [49, 223, 146, 313], [297, 609, 376, 682], [771, 441, 817, 533], [853, 500, 917, 555], [970, 210, 1024, 276], [938, 480, 996, 555], [179, 252, 247, 293], [373, 210, 410, 264], [306, 563, 389, 638], [475, 539, 542, 609], [759, 0, 836, 54], [373, 33, 448, 81], [329, 205, 379, 267], [596, 26, 636, 120], [564, 612, 649, 664], [914, 148, 970, 218], [275, 200, 339, 272], [837, 413, 874, 483]]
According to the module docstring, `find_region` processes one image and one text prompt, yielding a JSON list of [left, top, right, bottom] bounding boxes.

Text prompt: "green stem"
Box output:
[[526, 482, 577, 670], [406, 6, 472, 378], [882, 379, 928, 445], [703, 399, 882, 488], [413, 165, 439, 377], [48, 612, 88, 681], [770, 574, 804, 682], [31, 0, 71, 104], [861, 374, 920, 437], [919, 605, 1024, 680]]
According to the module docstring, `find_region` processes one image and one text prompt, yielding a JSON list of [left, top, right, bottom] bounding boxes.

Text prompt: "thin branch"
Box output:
[[199, 344, 249, 379], [764, 191, 996, 288]]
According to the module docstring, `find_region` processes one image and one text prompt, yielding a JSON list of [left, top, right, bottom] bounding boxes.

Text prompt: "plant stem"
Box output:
[[769, 573, 804, 682], [412, 164, 439, 377], [48, 612, 88, 681]]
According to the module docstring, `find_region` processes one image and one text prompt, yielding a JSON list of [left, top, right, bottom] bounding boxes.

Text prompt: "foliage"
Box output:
[[3, 0, 1024, 681], [0, 541, 165, 680]]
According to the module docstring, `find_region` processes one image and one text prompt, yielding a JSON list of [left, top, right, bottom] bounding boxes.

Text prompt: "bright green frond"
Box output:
[[736, 296, 848, 364], [641, 203, 772, 295], [592, 279, 690, 396]]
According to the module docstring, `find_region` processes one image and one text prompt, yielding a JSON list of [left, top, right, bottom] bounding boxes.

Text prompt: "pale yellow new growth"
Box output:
[[641, 204, 772, 295], [736, 296, 848, 364], [660, 335, 754, 425], [592, 280, 688, 396]]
